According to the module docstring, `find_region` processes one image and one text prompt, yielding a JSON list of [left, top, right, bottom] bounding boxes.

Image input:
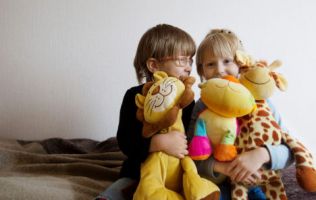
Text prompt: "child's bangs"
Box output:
[[167, 36, 195, 58], [176, 40, 196, 57], [209, 37, 235, 59]]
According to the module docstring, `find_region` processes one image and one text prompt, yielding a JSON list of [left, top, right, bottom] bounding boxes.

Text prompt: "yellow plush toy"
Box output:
[[188, 76, 256, 162], [133, 71, 220, 200], [232, 51, 316, 200]]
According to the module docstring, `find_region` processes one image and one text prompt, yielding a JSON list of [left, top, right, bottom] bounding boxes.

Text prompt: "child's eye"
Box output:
[[206, 63, 215, 67], [224, 59, 233, 64]]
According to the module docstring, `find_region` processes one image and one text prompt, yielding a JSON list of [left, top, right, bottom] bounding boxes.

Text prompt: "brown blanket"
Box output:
[[0, 137, 125, 200], [0, 137, 315, 200]]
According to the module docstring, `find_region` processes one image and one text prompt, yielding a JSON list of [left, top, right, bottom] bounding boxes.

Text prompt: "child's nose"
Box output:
[[184, 64, 192, 72], [215, 64, 226, 77]]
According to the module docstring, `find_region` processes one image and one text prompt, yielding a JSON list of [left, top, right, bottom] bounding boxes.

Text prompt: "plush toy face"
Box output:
[[239, 66, 276, 100], [199, 76, 256, 118], [236, 50, 288, 100], [136, 71, 185, 124]]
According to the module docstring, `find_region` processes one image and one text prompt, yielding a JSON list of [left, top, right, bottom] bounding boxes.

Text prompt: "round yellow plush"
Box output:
[[143, 72, 185, 124], [200, 78, 256, 118]]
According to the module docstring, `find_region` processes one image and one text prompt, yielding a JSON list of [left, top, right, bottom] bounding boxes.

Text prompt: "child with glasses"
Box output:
[[188, 29, 294, 200], [95, 24, 196, 200]]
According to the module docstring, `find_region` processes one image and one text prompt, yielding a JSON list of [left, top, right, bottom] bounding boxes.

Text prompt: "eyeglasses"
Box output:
[[159, 56, 193, 67]]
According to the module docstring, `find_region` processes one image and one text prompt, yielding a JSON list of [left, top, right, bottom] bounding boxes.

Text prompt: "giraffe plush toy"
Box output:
[[232, 51, 316, 200], [133, 71, 220, 200]]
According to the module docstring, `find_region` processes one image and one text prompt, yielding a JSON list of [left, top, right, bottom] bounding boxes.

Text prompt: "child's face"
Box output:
[[201, 54, 239, 80], [156, 56, 192, 78]]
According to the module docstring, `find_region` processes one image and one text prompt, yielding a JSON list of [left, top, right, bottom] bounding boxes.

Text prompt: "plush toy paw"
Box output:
[[188, 135, 212, 160], [182, 166, 220, 200], [189, 118, 212, 160], [213, 130, 237, 161], [214, 144, 237, 161]]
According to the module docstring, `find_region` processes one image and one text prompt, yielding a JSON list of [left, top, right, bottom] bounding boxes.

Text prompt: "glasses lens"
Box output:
[[178, 57, 193, 66], [160, 56, 193, 67]]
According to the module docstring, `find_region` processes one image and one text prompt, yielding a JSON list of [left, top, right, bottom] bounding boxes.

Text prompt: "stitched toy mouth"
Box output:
[[244, 75, 271, 85], [215, 82, 241, 93]]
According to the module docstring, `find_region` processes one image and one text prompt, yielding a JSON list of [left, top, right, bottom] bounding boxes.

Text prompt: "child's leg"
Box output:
[[95, 177, 136, 200], [219, 179, 232, 200], [248, 186, 266, 200]]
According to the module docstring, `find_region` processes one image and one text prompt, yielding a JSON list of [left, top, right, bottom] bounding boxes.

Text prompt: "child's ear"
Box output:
[[146, 58, 159, 73]]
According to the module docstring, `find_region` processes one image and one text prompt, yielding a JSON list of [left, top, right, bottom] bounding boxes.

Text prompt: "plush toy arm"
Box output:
[[214, 129, 237, 162], [188, 118, 212, 160], [179, 76, 195, 109]]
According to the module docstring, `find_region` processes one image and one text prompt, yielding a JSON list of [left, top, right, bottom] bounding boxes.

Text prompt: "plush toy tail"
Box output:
[[188, 118, 212, 160], [282, 132, 316, 192]]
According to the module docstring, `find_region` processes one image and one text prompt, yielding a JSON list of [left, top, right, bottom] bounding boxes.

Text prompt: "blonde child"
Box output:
[[189, 29, 294, 200], [95, 24, 196, 200]]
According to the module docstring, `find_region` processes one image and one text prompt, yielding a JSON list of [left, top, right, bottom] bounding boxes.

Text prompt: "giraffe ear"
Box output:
[[268, 60, 282, 71], [273, 73, 288, 91]]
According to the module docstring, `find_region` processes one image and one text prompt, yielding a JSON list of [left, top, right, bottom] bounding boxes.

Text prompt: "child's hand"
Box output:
[[226, 147, 270, 183], [213, 160, 259, 185], [149, 131, 188, 158]]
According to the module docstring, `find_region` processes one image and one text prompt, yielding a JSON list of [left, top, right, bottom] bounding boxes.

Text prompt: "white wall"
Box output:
[[0, 0, 315, 157]]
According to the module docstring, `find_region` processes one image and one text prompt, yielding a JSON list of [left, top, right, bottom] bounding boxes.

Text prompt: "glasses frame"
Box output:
[[159, 56, 193, 67]]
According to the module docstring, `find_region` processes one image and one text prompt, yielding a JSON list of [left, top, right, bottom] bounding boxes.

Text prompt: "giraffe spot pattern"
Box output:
[[270, 190, 277, 199], [272, 130, 279, 141], [262, 174, 268, 180], [241, 127, 248, 133], [261, 122, 270, 129], [248, 137, 253, 144], [280, 194, 287, 200], [292, 147, 305, 153], [241, 115, 252, 121], [295, 154, 306, 164], [249, 127, 254, 133], [245, 147, 255, 152], [287, 139, 293, 143], [262, 134, 269, 141], [257, 110, 269, 117], [271, 121, 280, 129], [254, 138, 263, 146], [270, 181, 281, 187], [235, 189, 243, 197]]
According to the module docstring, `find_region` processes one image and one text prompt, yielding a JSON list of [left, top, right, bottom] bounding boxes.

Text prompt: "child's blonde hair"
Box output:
[[196, 29, 244, 80], [134, 24, 196, 83]]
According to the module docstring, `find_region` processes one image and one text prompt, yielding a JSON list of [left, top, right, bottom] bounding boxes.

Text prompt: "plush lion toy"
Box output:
[[232, 51, 316, 200], [188, 76, 256, 162], [133, 71, 220, 200]]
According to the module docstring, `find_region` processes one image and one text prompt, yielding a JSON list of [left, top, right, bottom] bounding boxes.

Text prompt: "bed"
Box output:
[[0, 137, 315, 200]]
